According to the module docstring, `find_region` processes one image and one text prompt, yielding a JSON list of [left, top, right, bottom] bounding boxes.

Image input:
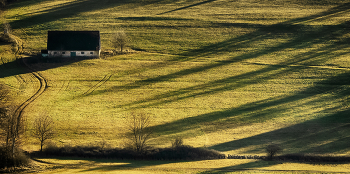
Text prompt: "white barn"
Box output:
[[47, 31, 101, 58]]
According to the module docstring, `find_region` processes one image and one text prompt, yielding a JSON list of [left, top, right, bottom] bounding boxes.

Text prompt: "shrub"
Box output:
[[172, 137, 184, 148], [37, 144, 225, 160], [0, 146, 29, 169], [151, 146, 225, 160]]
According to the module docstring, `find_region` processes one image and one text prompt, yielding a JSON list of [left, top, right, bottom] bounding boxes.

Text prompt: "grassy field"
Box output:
[[1, 0, 350, 172], [26, 157, 350, 173]]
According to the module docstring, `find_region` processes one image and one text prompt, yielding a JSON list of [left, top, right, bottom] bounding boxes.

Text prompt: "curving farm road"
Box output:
[[14, 56, 47, 124]]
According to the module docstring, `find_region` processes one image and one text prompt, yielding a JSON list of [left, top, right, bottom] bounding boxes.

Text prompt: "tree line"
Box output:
[[0, 0, 18, 7]]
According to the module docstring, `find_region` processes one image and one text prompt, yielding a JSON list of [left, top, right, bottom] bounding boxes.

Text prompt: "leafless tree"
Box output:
[[0, 84, 10, 104], [126, 112, 153, 153], [0, 0, 6, 8], [0, 84, 29, 167], [0, 84, 19, 155], [266, 144, 282, 160], [0, 105, 23, 157], [172, 137, 184, 148], [32, 115, 55, 152], [3, 22, 11, 34], [112, 31, 128, 53]]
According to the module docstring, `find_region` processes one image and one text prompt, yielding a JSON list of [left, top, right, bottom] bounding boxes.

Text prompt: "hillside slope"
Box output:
[[0, 0, 350, 156]]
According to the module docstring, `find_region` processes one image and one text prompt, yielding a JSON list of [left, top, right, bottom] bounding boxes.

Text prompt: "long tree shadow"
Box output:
[[158, 0, 218, 15], [112, 36, 349, 110], [31, 157, 183, 172], [199, 161, 282, 174], [102, 20, 350, 112], [76, 159, 189, 172], [147, 68, 350, 135], [5, 1, 350, 156], [89, 1, 350, 99], [209, 107, 350, 154], [9, 0, 172, 30], [206, 72, 350, 154], [6, 1, 349, 95], [7, 0, 52, 10]]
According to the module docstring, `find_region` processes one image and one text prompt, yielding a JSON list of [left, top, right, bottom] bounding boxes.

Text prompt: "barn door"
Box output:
[[71, 52, 76, 57]]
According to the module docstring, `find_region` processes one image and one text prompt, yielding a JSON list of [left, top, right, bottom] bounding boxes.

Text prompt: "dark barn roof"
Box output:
[[47, 31, 100, 51]]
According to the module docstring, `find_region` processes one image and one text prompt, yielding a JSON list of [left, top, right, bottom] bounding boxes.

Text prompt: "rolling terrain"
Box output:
[[1, 0, 350, 173]]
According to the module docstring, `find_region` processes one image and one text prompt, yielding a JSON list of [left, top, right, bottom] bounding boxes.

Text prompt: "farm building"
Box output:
[[46, 31, 101, 58]]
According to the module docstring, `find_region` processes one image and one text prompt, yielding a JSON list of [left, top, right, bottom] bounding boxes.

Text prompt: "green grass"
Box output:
[[1, 1, 350, 172]]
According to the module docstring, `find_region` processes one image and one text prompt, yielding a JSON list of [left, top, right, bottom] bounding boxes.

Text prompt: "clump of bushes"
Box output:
[[227, 154, 263, 159], [172, 137, 184, 148], [0, 146, 29, 169], [149, 145, 225, 160], [32, 139, 225, 160]]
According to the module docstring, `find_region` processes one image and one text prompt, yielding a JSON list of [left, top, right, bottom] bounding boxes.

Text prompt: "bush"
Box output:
[[151, 146, 225, 160], [172, 137, 184, 148], [0, 146, 29, 169], [36, 144, 225, 160]]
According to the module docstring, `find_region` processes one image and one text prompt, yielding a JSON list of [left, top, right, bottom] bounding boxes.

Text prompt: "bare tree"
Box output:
[[0, 0, 6, 8], [0, 84, 10, 104], [172, 137, 184, 148], [266, 144, 282, 160], [112, 31, 128, 53], [0, 105, 23, 157], [0, 84, 20, 156], [0, 84, 29, 168], [126, 112, 153, 153], [32, 115, 55, 152], [3, 22, 11, 34]]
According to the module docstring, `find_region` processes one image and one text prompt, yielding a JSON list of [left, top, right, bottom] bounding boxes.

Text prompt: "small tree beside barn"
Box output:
[[46, 31, 101, 58], [112, 31, 128, 53]]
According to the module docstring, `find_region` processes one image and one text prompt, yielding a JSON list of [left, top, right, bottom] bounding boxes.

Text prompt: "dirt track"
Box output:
[[14, 56, 47, 123]]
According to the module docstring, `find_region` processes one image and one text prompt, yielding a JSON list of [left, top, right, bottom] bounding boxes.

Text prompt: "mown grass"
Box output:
[[1, 0, 350, 172]]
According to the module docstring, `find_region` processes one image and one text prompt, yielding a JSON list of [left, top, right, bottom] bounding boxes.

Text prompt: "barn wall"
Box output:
[[48, 50, 100, 58]]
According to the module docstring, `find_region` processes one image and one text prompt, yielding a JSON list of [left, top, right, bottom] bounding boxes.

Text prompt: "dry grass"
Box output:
[[1, 0, 350, 172], [28, 158, 350, 173]]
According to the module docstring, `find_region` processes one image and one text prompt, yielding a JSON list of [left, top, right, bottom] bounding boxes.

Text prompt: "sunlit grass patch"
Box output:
[[1, 0, 350, 165]]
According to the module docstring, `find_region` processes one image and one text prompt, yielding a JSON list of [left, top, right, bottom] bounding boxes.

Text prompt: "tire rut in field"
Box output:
[[82, 73, 113, 96], [57, 80, 69, 94]]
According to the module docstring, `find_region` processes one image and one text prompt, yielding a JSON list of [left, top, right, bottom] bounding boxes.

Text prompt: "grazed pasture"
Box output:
[[1, 0, 350, 173]]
